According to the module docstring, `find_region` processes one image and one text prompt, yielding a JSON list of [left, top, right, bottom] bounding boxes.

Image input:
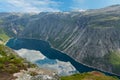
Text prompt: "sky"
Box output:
[[0, 0, 120, 13]]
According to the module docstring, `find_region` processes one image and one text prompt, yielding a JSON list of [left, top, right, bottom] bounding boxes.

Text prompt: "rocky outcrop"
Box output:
[[13, 68, 59, 80]]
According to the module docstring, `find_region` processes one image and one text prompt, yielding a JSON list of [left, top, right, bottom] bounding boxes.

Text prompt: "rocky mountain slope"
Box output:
[[0, 5, 120, 76]]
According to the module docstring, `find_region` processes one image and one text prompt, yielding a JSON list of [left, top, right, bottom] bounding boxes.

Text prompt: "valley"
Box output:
[[0, 5, 120, 79]]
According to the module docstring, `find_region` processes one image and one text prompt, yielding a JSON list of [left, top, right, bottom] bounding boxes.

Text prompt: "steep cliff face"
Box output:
[[1, 5, 120, 75], [20, 5, 120, 75]]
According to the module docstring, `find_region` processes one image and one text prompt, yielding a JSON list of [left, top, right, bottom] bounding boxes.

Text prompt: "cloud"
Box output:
[[2, 0, 61, 13], [71, 0, 86, 11]]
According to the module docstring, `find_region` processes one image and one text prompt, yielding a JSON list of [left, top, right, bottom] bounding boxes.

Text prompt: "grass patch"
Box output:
[[104, 50, 120, 74], [0, 45, 36, 74], [0, 28, 10, 43], [61, 72, 118, 80], [0, 20, 3, 24], [109, 50, 120, 66]]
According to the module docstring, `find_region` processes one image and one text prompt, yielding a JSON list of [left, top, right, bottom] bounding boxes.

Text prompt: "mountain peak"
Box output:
[[104, 4, 120, 10]]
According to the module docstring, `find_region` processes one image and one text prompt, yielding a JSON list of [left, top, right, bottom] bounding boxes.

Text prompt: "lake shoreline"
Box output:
[[6, 37, 120, 78]]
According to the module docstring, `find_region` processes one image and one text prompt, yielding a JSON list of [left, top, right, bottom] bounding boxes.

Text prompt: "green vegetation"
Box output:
[[0, 45, 36, 73], [61, 71, 119, 80], [0, 28, 10, 44], [0, 45, 36, 80], [95, 16, 120, 22], [109, 50, 120, 66], [105, 50, 120, 73], [88, 16, 120, 28], [0, 20, 3, 24]]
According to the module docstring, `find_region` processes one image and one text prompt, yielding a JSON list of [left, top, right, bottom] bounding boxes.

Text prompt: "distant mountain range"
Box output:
[[0, 5, 120, 76]]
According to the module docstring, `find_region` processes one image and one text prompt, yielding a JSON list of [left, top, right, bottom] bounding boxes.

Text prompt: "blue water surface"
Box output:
[[6, 38, 120, 78]]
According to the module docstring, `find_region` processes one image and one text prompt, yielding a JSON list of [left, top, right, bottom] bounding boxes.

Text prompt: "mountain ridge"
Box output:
[[0, 5, 120, 76]]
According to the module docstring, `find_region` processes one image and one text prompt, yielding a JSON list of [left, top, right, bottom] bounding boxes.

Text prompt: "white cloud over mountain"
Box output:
[[0, 0, 120, 12], [1, 0, 61, 13]]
